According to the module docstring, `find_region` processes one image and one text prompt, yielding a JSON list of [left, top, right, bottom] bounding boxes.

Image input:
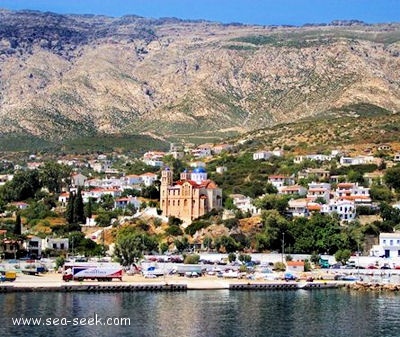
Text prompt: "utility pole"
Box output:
[[281, 232, 285, 263]]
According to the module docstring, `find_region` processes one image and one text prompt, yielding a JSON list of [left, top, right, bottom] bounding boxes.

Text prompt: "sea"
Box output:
[[1, 289, 400, 337]]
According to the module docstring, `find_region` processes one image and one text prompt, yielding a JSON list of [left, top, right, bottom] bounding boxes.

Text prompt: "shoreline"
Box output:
[[0, 272, 345, 292], [2, 272, 400, 293]]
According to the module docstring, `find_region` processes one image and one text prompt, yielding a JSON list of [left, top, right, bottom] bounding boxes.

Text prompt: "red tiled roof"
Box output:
[[287, 261, 305, 266]]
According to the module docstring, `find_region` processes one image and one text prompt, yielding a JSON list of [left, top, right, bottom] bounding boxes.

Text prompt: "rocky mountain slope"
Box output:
[[0, 9, 399, 145]]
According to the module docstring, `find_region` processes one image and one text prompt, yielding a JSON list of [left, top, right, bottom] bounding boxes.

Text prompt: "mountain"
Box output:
[[0, 9, 399, 148]]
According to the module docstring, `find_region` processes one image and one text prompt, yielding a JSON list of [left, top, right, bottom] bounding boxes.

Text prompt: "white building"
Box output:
[[140, 172, 158, 186], [339, 155, 375, 166], [268, 175, 294, 190], [230, 194, 258, 215], [253, 151, 273, 160], [143, 159, 164, 167], [370, 232, 400, 258], [43, 238, 69, 251], [24, 236, 42, 258], [307, 182, 331, 203], [287, 198, 308, 217], [216, 166, 227, 174], [321, 199, 356, 222], [335, 182, 371, 206]]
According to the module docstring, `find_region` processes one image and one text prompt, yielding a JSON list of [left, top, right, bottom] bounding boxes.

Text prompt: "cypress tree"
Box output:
[[74, 188, 85, 224], [65, 191, 75, 224], [84, 198, 93, 219], [14, 213, 22, 236]]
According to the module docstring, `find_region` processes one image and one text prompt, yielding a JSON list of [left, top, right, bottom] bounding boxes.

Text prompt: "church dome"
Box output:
[[193, 167, 206, 173]]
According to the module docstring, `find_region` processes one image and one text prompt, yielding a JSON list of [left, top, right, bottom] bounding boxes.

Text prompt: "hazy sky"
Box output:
[[0, 0, 398, 26]]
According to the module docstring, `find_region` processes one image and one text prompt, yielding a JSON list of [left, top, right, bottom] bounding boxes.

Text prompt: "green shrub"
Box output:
[[184, 254, 200, 264], [273, 262, 286, 271]]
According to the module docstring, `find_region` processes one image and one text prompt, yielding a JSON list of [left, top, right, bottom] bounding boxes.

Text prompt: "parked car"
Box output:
[[367, 265, 378, 269], [283, 272, 297, 281]]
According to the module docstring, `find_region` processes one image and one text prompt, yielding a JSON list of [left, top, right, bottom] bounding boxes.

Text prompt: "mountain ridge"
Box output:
[[0, 10, 399, 146]]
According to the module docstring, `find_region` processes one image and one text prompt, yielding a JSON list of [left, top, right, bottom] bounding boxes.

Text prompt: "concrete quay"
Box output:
[[0, 273, 346, 293]]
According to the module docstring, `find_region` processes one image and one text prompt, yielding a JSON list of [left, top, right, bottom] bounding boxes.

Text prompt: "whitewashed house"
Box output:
[[322, 199, 356, 222], [43, 238, 69, 251], [370, 232, 400, 258], [253, 151, 273, 160], [230, 194, 258, 215], [140, 172, 158, 186]]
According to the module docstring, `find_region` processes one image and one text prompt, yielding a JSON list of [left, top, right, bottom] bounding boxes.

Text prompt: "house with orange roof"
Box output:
[[286, 261, 305, 273], [306, 182, 331, 203], [114, 196, 141, 210], [10, 201, 29, 210], [335, 182, 371, 206], [58, 192, 70, 206], [279, 185, 307, 197]]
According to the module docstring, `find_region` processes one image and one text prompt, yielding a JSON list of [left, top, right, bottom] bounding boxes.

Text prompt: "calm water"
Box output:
[[1, 289, 400, 337]]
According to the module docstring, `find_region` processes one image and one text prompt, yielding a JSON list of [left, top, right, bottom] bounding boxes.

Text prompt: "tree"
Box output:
[[215, 235, 238, 253], [238, 254, 251, 263], [39, 162, 71, 193], [384, 166, 400, 192], [100, 194, 114, 211], [95, 211, 113, 227], [335, 249, 352, 265], [14, 213, 22, 236], [84, 198, 93, 219], [254, 233, 269, 252], [141, 185, 160, 199], [369, 184, 393, 203], [166, 225, 183, 236], [253, 194, 289, 215], [347, 170, 365, 185], [0, 170, 41, 202], [203, 236, 212, 250], [73, 188, 85, 224], [65, 192, 75, 224], [159, 242, 169, 254], [114, 228, 145, 266], [224, 197, 236, 210], [184, 254, 200, 264], [174, 236, 189, 252], [228, 253, 237, 263]]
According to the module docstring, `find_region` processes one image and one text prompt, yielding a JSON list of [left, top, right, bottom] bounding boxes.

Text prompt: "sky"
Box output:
[[0, 0, 398, 26]]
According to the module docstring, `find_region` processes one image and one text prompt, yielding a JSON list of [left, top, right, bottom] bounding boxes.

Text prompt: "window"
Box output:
[[383, 239, 386, 245], [390, 240, 393, 246]]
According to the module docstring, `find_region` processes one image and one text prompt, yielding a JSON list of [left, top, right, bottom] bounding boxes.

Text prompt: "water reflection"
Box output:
[[1, 290, 400, 337]]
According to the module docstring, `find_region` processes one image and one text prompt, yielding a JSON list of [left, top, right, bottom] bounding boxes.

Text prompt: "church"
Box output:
[[160, 167, 223, 223]]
